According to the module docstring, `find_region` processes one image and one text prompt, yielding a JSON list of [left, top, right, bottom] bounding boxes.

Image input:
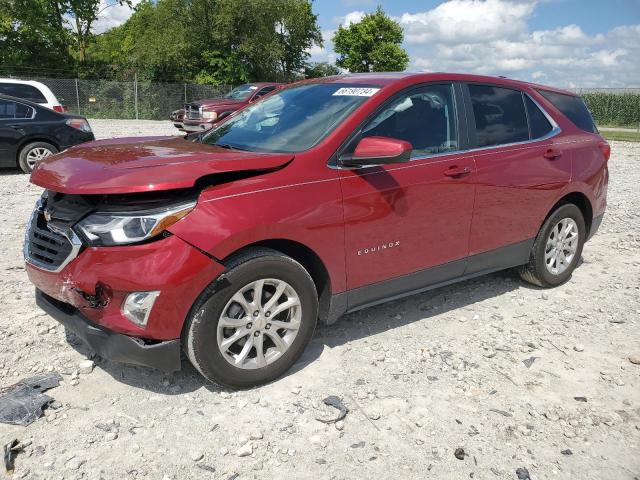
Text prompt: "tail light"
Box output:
[[598, 141, 611, 161], [53, 105, 64, 113], [66, 118, 92, 133]]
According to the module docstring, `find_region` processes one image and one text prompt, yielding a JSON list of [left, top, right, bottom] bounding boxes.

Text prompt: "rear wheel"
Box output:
[[184, 248, 318, 388], [519, 203, 586, 287], [18, 141, 58, 173]]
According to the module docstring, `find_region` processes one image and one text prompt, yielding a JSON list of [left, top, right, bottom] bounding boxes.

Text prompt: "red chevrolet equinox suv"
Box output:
[[25, 73, 609, 388]]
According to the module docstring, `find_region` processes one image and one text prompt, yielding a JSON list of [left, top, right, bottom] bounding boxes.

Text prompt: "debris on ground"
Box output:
[[315, 395, 349, 424], [522, 356, 537, 368], [454, 447, 466, 460], [561, 449, 573, 456], [0, 372, 62, 426], [516, 467, 531, 479], [628, 354, 640, 365], [3, 439, 24, 474]]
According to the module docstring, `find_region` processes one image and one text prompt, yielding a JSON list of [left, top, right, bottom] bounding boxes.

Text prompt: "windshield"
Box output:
[[223, 84, 259, 100], [202, 83, 379, 153]]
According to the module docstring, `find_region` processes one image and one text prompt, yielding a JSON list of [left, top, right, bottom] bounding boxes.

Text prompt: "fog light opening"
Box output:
[[122, 291, 160, 327]]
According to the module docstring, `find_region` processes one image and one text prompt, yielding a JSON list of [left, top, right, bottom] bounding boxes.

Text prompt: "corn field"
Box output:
[[578, 90, 640, 128]]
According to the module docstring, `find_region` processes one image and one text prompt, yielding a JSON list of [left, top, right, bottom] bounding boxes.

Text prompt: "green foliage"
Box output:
[[332, 6, 409, 73], [0, 0, 75, 74], [600, 129, 640, 142], [583, 93, 640, 128], [304, 61, 340, 78], [1, 0, 325, 85]]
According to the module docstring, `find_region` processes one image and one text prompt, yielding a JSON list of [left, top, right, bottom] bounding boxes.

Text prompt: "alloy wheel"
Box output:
[[545, 217, 579, 275], [217, 279, 302, 369], [26, 147, 53, 168]]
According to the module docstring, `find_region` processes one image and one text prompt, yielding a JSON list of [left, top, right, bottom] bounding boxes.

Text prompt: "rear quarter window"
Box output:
[[0, 83, 47, 103], [538, 90, 597, 133], [525, 95, 553, 139]]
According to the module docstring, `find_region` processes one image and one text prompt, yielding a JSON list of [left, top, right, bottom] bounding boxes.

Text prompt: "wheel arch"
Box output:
[[545, 191, 594, 237], [222, 239, 333, 323]]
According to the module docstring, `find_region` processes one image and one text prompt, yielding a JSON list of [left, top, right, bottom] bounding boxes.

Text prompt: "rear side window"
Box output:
[[0, 100, 35, 119], [525, 96, 553, 139], [469, 85, 529, 147], [0, 83, 47, 103], [538, 90, 597, 133]]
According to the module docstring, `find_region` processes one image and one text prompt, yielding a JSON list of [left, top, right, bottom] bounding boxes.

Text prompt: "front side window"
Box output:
[[202, 83, 377, 153], [0, 83, 47, 103], [0, 100, 35, 119], [469, 85, 529, 147], [223, 84, 259, 101], [254, 86, 276, 99], [361, 84, 458, 157]]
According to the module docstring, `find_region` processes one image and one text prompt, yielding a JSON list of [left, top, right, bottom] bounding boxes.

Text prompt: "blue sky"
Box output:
[[97, 0, 640, 87]]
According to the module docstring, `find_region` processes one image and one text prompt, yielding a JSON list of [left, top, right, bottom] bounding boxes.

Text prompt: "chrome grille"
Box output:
[[24, 201, 81, 272], [184, 103, 201, 120]]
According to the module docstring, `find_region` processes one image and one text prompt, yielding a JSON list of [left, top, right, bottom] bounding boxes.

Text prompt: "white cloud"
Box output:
[[339, 10, 366, 26], [400, 0, 535, 44], [92, 0, 140, 34], [400, 0, 640, 87]]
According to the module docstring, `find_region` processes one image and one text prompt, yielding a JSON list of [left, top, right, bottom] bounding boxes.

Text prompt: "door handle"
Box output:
[[543, 148, 562, 160], [443, 166, 471, 178]]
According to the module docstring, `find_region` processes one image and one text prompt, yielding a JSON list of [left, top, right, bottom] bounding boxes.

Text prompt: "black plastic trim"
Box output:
[[36, 289, 181, 372], [325, 238, 534, 320], [587, 214, 604, 241]]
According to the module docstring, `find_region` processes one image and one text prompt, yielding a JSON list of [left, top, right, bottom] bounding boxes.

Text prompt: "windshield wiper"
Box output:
[[214, 143, 248, 151]]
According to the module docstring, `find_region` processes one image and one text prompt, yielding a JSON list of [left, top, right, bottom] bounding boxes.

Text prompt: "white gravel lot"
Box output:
[[0, 120, 639, 480]]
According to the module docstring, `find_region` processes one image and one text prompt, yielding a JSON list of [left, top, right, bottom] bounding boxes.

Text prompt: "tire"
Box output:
[[184, 248, 318, 388], [519, 203, 586, 288], [18, 141, 58, 173]]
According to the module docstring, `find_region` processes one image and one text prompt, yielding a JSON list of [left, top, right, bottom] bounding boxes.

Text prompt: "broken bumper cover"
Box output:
[[36, 289, 181, 372]]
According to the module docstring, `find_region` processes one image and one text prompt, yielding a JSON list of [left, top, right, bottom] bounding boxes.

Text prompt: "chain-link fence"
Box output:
[[2, 75, 233, 120]]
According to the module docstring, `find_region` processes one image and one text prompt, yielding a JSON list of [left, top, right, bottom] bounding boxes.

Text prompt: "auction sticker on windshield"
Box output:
[[332, 87, 380, 96]]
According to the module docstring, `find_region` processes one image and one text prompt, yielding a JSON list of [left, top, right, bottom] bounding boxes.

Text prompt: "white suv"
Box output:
[[0, 79, 67, 112]]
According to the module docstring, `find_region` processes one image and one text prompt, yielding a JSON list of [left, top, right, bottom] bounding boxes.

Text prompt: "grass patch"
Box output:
[[600, 130, 640, 142]]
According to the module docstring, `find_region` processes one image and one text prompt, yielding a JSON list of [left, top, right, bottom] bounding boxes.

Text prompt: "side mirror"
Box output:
[[341, 136, 412, 168]]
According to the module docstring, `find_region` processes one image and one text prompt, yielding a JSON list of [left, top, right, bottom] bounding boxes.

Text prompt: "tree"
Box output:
[[0, 0, 75, 75], [332, 6, 409, 73], [66, 0, 132, 64], [304, 61, 340, 78]]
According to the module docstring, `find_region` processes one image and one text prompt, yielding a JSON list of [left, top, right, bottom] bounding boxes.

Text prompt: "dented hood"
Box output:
[[30, 136, 293, 194]]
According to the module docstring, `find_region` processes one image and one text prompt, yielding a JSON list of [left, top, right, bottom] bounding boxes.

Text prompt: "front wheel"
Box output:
[[519, 203, 586, 287], [184, 248, 318, 388]]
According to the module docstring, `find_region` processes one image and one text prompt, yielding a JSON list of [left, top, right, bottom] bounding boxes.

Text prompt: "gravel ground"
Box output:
[[0, 121, 639, 480]]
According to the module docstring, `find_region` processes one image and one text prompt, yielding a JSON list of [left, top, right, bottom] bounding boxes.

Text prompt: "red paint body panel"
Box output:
[[30, 136, 293, 194], [339, 153, 476, 289], [26, 235, 225, 339], [25, 72, 609, 348]]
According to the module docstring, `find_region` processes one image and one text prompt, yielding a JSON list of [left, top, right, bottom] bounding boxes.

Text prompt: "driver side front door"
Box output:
[[338, 83, 476, 309]]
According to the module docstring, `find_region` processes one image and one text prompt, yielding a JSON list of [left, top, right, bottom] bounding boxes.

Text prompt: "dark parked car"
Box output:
[[181, 83, 283, 132], [25, 73, 608, 388], [0, 94, 94, 173]]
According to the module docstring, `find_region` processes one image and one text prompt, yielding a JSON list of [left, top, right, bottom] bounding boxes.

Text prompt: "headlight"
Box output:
[[202, 111, 218, 120], [75, 201, 196, 246]]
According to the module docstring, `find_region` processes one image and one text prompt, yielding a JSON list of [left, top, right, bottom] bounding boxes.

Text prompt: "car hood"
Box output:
[[194, 98, 244, 109], [30, 136, 293, 194]]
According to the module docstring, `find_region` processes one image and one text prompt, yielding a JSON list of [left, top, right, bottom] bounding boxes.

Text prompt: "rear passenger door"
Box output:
[[463, 83, 571, 271], [0, 99, 34, 165]]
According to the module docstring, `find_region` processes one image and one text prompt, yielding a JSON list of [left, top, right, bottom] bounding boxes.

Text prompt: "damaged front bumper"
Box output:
[[25, 230, 225, 370], [36, 290, 182, 372]]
